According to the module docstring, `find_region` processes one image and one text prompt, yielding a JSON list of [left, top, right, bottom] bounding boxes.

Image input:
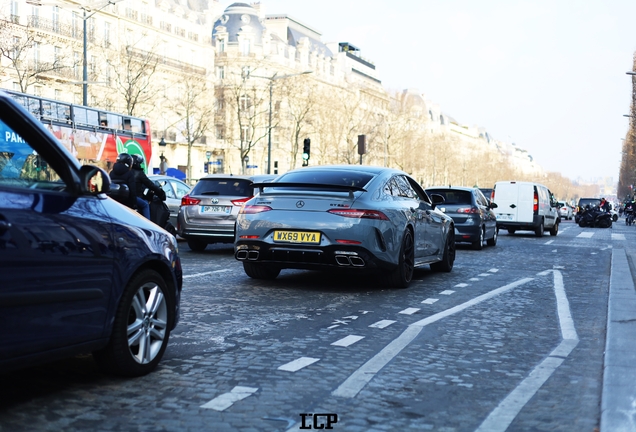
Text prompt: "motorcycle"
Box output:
[[107, 183, 176, 235], [625, 204, 635, 226], [578, 205, 612, 228]]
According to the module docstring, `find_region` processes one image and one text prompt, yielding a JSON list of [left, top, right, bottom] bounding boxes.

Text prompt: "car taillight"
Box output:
[[490, 190, 495, 202], [327, 209, 389, 220], [181, 194, 201, 206], [533, 191, 539, 213], [457, 207, 480, 214], [239, 205, 272, 214], [232, 196, 252, 206]]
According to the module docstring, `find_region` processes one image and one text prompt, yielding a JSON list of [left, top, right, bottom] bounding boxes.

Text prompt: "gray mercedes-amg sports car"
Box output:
[[234, 165, 455, 288]]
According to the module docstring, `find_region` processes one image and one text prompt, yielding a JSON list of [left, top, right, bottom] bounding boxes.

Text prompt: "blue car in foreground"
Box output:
[[0, 90, 182, 376]]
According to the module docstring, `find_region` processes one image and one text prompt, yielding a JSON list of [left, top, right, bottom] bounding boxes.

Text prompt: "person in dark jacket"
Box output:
[[109, 153, 137, 210], [131, 154, 165, 220]]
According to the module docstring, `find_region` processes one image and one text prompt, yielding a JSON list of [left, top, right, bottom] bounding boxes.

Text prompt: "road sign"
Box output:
[[246, 165, 258, 169]]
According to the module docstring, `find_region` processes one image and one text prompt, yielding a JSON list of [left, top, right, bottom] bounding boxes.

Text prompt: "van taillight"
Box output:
[[533, 191, 539, 213]]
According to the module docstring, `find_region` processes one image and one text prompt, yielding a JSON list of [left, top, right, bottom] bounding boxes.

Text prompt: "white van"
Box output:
[[492, 181, 559, 236]]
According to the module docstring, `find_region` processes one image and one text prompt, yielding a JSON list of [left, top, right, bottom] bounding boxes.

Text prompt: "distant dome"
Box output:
[[212, 2, 264, 46]]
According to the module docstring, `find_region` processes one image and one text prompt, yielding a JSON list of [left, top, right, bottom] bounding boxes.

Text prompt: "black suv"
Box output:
[[575, 198, 601, 223]]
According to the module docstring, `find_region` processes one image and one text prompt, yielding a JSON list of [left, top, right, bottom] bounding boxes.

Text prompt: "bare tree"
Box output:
[[0, 18, 73, 93], [169, 76, 213, 182], [277, 76, 315, 168], [103, 34, 160, 116]]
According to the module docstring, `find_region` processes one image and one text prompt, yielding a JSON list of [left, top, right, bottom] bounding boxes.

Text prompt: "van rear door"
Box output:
[[517, 183, 535, 223], [493, 182, 519, 222]]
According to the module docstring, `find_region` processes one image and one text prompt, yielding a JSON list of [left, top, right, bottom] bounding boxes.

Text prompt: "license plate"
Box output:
[[201, 205, 231, 214], [273, 230, 321, 244], [497, 214, 513, 221]]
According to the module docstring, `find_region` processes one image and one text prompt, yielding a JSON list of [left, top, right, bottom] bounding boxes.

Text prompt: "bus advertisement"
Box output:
[[5, 90, 152, 173]]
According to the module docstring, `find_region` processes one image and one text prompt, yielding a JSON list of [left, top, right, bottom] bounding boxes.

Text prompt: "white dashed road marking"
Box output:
[[470, 278, 480, 281], [201, 386, 258, 411], [332, 277, 534, 398], [478, 273, 492, 277], [421, 298, 439, 304], [455, 283, 468, 288], [488, 268, 499, 273], [612, 234, 626, 241], [331, 335, 365, 347], [369, 320, 396, 329], [577, 232, 594, 238], [399, 308, 420, 315], [545, 240, 554, 245], [278, 357, 320, 372], [183, 269, 231, 279], [440, 290, 455, 295]]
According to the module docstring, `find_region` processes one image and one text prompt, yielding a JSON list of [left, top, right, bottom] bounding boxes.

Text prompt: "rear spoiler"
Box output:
[[251, 182, 367, 198]]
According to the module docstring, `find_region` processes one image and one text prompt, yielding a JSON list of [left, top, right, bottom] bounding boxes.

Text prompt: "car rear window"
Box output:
[[578, 198, 600, 208], [427, 189, 473, 205], [191, 178, 253, 196], [275, 170, 375, 188]]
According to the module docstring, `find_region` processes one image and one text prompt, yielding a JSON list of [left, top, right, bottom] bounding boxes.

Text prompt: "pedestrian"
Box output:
[[131, 154, 166, 220], [109, 153, 138, 211]]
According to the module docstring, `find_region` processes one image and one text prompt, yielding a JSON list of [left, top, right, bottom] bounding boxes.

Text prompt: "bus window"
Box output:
[[28, 97, 41, 118], [130, 118, 143, 134], [42, 100, 54, 119], [107, 113, 121, 130], [86, 109, 99, 126], [73, 107, 87, 125], [57, 103, 71, 123], [123, 118, 132, 131]]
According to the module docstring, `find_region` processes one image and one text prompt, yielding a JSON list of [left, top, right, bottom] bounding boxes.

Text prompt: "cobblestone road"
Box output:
[[0, 219, 619, 431]]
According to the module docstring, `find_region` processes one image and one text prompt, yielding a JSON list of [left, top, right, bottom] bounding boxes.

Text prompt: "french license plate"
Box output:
[[201, 205, 231, 214], [497, 214, 513, 221], [273, 230, 321, 244]]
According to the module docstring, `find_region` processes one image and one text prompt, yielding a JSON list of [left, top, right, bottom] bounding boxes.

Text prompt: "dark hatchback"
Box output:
[[575, 198, 601, 223], [425, 186, 498, 250], [0, 90, 182, 376]]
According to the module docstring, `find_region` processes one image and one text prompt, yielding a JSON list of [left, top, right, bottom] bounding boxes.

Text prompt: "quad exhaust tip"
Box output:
[[335, 254, 365, 267]]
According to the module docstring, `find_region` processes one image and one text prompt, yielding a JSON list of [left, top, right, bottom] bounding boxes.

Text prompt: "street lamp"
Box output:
[[249, 70, 313, 174]]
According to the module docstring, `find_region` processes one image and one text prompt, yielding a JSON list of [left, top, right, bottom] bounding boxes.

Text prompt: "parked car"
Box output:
[[148, 174, 191, 228], [492, 180, 559, 236], [557, 201, 573, 220], [425, 186, 498, 250], [177, 174, 276, 251], [0, 90, 182, 376], [479, 187, 494, 203], [234, 165, 456, 288], [575, 198, 601, 224]]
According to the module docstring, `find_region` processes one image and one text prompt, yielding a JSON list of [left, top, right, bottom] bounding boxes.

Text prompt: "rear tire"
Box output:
[[243, 262, 281, 280], [487, 228, 498, 246], [93, 270, 174, 377], [431, 230, 455, 273], [550, 222, 559, 236], [385, 229, 415, 288], [187, 239, 208, 252], [535, 221, 544, 237], [472, 227, 484, 250]]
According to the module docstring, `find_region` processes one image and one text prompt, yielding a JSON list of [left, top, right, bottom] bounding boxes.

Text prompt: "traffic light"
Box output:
[[302, 138, 310, 166], [357, 135, 366, 155]]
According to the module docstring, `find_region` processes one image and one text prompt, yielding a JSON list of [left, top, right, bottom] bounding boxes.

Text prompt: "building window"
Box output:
[[11, 37, 20, 59], [33, 42, 40, 67], [241, 39, 251, 56], [54, 89, 62, 100], [215, 125, 224, 139], [54, 46, 61, 64], [72, 12, 79, 38], [52, 6, 59, 32], [241, 66, 251, 78], [240, 126, 250, 143], [73, 52, 80, 78], [10, 0, 18, 22], [104, 22, 111, 47], [218, 39, 225, 52], [34, 86, 42, 96], [216, 66, 225, 79]]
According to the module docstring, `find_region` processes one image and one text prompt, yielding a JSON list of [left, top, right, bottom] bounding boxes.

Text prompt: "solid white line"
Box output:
[[369, 320, 396, 329], [421, 298, 438, 304], [200, 386, 258, 411], [278, 357, 319, 372], [331, 335, 365, 347], [183, 269, 231, 279], [399, 308, 420, 315], [475, 270, 578, 432], [440, 290, 455, 295], [332, 278, 534, 398], [455, 283, 469, 288]]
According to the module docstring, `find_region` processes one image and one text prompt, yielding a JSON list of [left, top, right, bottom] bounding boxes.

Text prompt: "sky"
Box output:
[[228, 0, 636, 182]]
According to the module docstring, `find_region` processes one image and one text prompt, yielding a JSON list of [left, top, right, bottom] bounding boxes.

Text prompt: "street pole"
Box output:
[[267, 81, 273, 175], [82, 8, 88, 106]]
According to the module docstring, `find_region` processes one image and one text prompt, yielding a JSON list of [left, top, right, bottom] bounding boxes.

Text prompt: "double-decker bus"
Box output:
[[5, 90, 152, 173]]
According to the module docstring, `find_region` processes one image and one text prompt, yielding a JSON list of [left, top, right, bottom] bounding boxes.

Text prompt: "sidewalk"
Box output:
[[601, 246, 636, 431]]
